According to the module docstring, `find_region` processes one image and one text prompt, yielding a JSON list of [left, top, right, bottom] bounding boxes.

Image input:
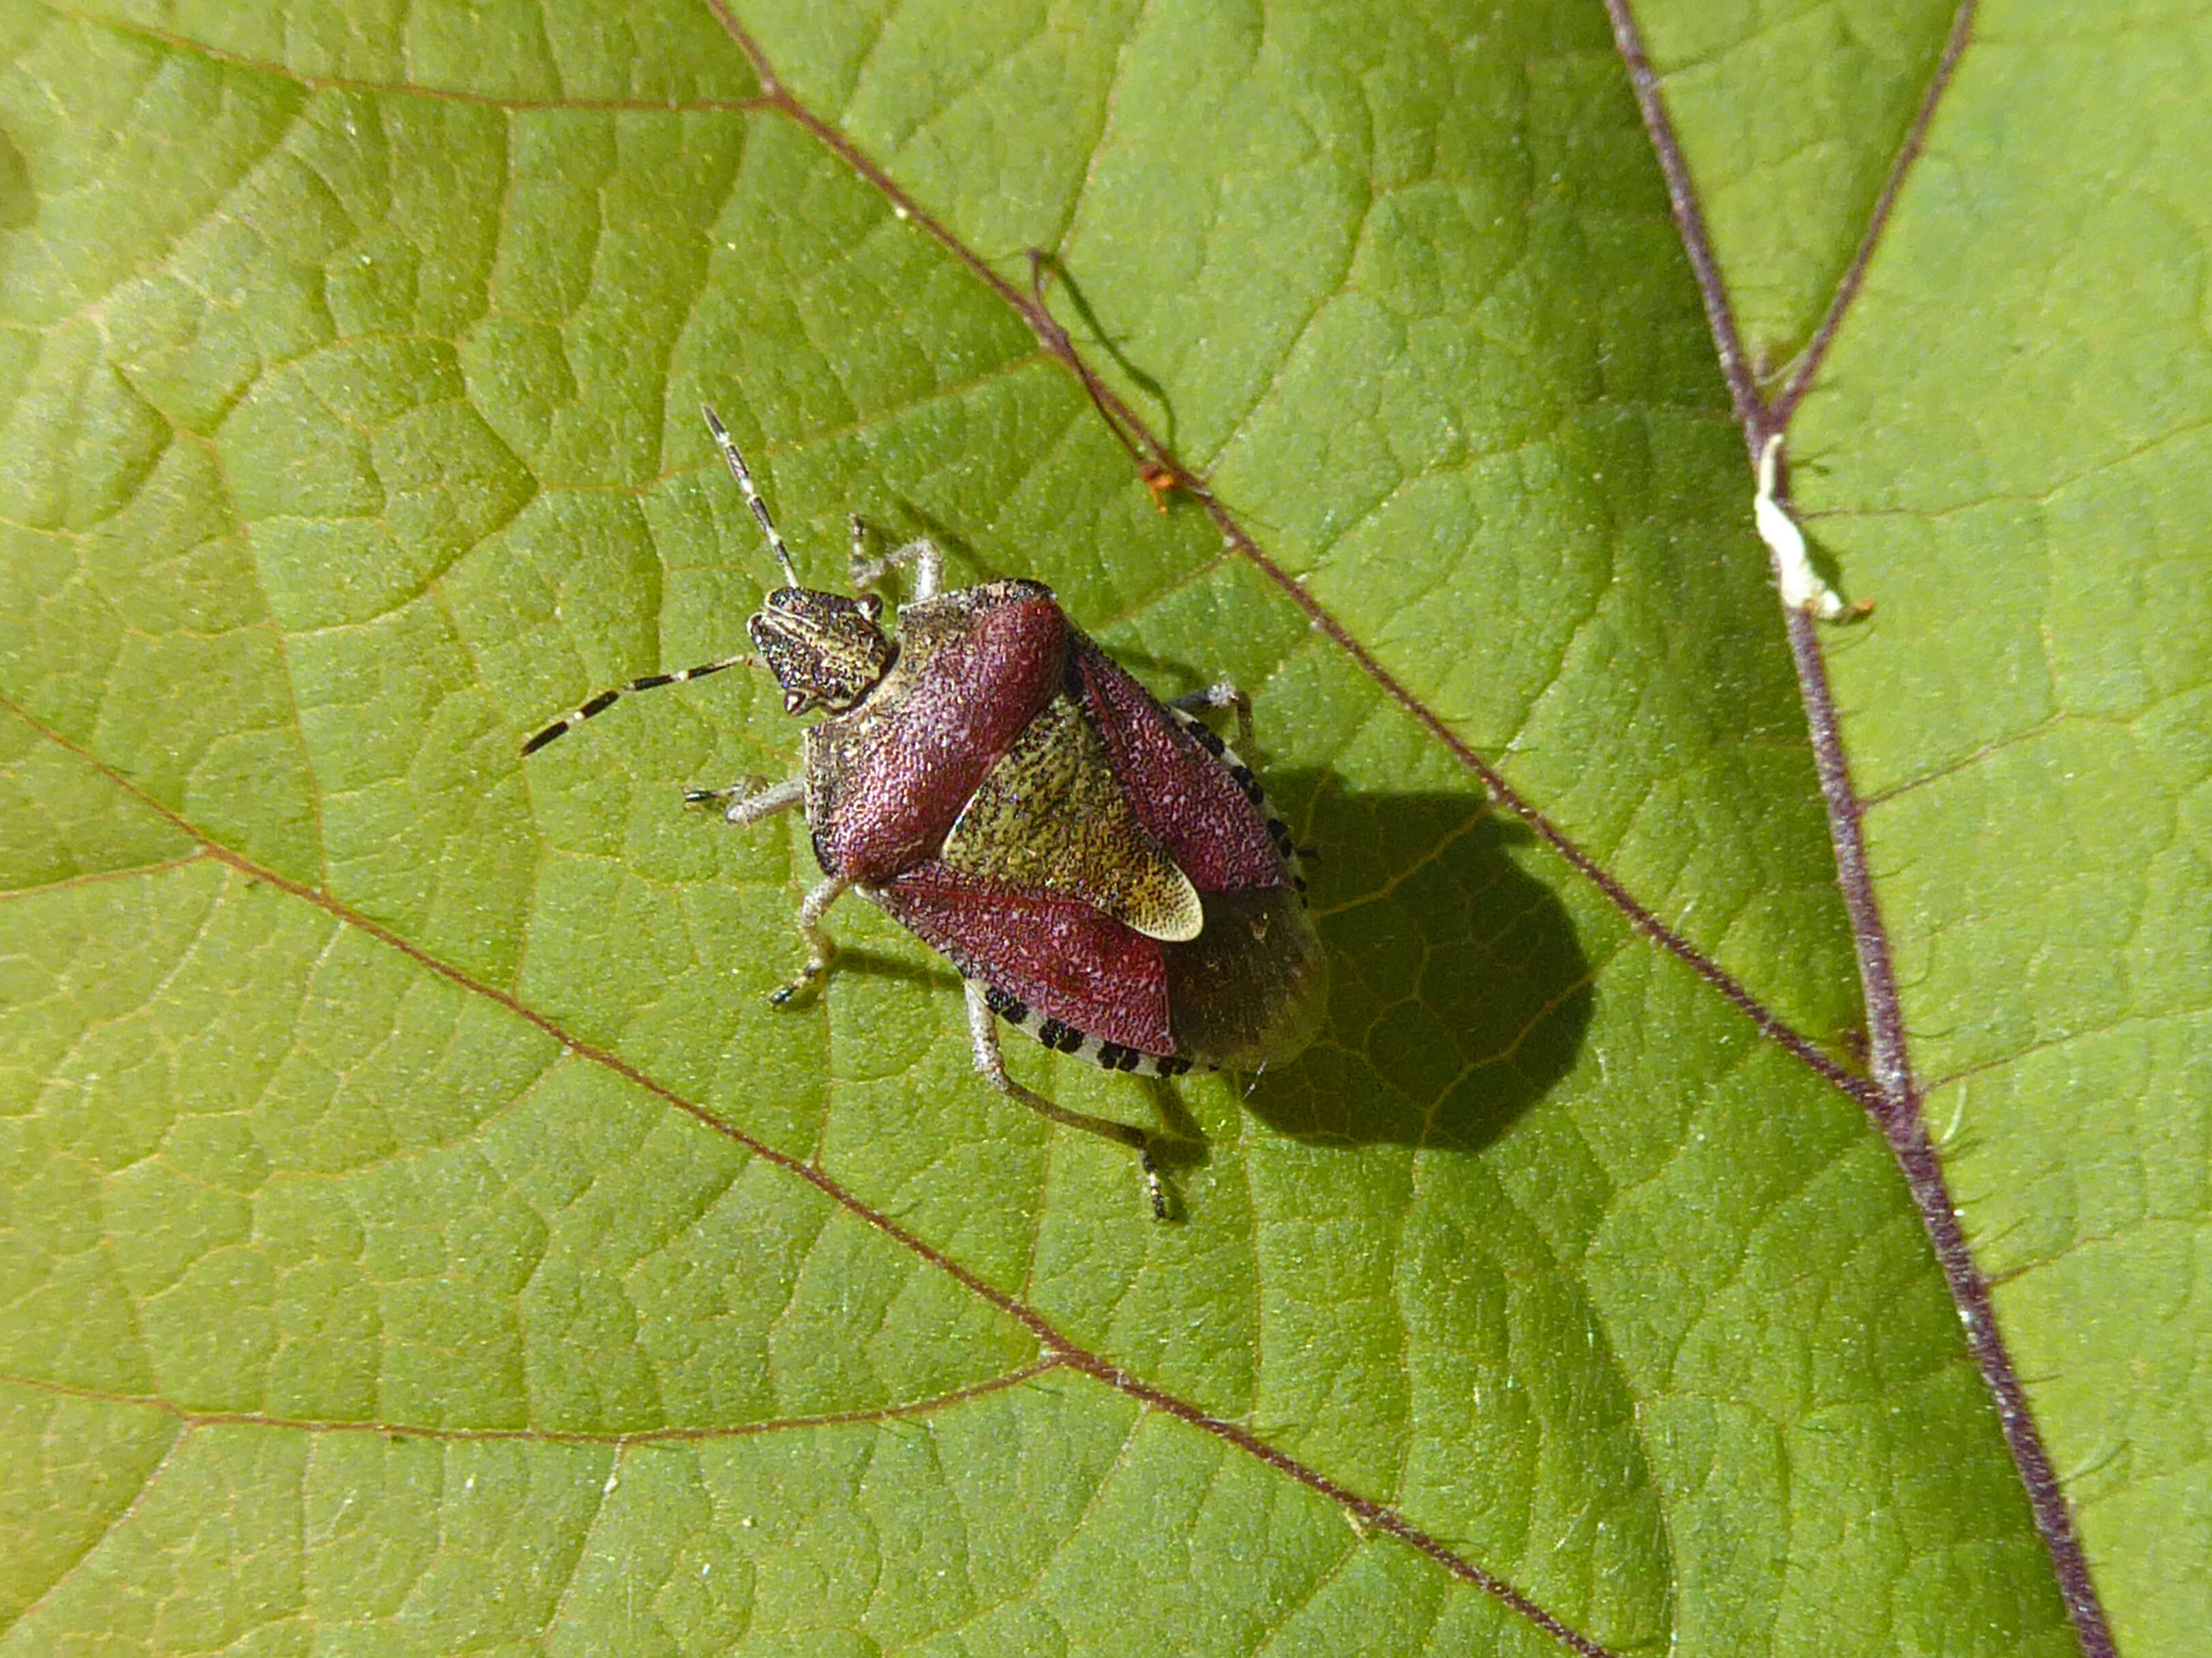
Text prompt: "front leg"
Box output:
[[679, 775, 839, 1001], [683, 774, 805, 828], [849, 515, 944, 603]]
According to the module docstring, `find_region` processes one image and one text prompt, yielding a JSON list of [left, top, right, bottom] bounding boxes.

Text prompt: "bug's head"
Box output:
[[747, 587, 894, 716]]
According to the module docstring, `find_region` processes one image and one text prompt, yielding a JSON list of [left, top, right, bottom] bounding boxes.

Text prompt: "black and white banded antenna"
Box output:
[[518, 406, 798, 755], [704, 404, 800, 590], [518, 650, 759, 755]]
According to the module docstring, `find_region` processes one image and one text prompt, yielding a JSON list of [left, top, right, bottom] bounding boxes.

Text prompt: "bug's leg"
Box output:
[[963, 981, 1167, 1220], [1169, 680, 1253, 747], [769, 875, 852, 1006], [683, 774, 805, 828], [891, 539, 945, 602], [849, 516, 944, 603], [685, 778, 838, 998]]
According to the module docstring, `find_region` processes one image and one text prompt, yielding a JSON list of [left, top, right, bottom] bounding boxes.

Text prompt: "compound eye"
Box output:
[[856, 592, 884, 623], [783, 689, 809, 716]]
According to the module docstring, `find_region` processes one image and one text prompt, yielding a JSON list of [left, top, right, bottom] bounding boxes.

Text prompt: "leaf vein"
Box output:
[[0, 683, 1630, 1658]]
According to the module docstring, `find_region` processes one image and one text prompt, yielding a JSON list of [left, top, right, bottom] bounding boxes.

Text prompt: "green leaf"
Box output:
[[1, 0, 2164, 1652], [1632, 0, 1965, 371], [1635, 4, 2211, 1651]]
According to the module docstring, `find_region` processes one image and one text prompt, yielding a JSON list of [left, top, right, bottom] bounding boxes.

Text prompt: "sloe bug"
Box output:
[[522, 409, 1326, 1216]]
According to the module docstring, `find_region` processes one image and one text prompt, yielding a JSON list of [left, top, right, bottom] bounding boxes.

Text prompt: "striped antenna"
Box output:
[[519, 654, 758, 755], [703, 405, 801, 590]]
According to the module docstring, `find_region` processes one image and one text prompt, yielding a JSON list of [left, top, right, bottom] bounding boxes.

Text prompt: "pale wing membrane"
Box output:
[[940, 694, 1204, 942]]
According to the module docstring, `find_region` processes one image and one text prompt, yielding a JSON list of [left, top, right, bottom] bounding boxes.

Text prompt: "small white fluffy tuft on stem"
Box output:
[[1755, 434, 1864, 622]]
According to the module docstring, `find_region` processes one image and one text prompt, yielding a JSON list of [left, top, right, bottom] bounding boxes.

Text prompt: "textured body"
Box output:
[[523, 408, 1326, 1216], [801, 582, 1066, 880], [800, 581, 1326, 1073], [940, 693, 1204, 944]]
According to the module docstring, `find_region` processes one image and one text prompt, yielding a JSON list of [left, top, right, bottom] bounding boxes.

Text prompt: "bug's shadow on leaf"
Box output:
[[1143, 1076, 1208, 1160], [1240, 775, 1593, 1154], [0, 131, 31, 233], [819, 949, 963, 997], [1030, 250, 1184, 458]]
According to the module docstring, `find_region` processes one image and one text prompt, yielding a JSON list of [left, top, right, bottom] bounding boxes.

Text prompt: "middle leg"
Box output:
[[684, 773, 805, 828], [768, 874, 852, 1006]]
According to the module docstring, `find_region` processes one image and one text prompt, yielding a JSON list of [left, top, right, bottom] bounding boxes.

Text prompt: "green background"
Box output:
[[0, 0, 2201, 1653]]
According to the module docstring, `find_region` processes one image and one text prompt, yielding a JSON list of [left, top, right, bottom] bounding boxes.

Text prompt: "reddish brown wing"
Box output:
[[811, 586, 1068, 882], [876, 862, 1174, 1053], [1071, 638, 1282, 894]]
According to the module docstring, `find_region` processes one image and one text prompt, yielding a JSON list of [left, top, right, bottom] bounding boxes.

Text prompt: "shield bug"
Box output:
[[522, 408, 1327, 1216]]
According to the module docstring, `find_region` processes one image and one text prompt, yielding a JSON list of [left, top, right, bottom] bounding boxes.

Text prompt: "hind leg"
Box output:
[[964, 981, 1165, 1220], [1169, 680, 1253, 747]]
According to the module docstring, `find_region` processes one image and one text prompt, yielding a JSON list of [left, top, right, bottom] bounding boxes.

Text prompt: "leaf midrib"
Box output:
[[1598, 0, 2114, 1648]]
